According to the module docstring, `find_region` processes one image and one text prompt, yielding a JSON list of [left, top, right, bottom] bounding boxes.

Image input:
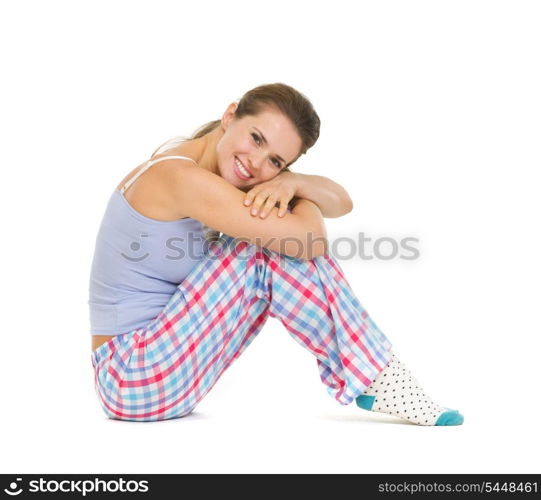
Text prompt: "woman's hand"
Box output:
[[243, 171, 298, 219]]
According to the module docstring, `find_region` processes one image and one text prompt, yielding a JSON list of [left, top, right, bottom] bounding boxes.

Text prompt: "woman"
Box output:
[[88, 82, 463, 425]]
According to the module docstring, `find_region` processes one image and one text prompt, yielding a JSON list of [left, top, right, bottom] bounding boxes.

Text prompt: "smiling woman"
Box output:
[[88, 82, 323, 351], [88, 82, 463, 427]]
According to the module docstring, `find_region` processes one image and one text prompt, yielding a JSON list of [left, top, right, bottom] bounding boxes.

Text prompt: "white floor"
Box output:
[[2, 283, 539, 474]]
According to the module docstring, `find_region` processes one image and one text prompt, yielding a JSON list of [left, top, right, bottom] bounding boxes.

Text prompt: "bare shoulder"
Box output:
[[163, 162, 327, 260], [116, 161, 148, 191]]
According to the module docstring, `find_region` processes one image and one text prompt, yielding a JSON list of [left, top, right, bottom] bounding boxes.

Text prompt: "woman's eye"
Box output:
[[252, 133, 281, 168]]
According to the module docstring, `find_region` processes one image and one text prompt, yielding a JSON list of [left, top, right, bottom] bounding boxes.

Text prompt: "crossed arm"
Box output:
[[242, 170, 354, 219]]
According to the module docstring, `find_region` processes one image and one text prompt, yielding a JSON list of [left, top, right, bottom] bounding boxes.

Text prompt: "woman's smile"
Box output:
[[233, 156, 253, 180]]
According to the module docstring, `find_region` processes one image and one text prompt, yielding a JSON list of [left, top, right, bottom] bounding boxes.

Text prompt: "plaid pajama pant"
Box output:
[[91, 235, 393, 421]]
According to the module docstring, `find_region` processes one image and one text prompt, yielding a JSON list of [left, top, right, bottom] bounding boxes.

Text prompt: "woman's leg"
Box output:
[[91, 235, 274, 422], [91, 235, 461, 424]]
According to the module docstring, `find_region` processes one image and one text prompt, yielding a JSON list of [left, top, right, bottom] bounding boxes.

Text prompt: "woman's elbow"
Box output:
[[340, 195, 354, 216], [327, 196, 354, 218]]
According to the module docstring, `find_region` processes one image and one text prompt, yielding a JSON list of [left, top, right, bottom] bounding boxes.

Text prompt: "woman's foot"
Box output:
[[355, 352, 464, 426]]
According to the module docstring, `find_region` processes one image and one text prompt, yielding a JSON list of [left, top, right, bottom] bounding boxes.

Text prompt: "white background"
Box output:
[[0, 0, 539, 474]]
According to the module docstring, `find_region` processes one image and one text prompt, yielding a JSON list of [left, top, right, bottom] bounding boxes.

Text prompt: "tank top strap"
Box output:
[[120, 155, 198, 194]]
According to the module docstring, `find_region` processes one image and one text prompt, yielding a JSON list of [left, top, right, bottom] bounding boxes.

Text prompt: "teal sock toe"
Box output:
[[435, 411, 464, 426], [355, 394, 376, 411]]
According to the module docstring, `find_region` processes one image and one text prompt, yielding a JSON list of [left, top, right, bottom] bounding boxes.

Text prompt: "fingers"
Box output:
[[243, 189, 290, 219], [243, 190, 256, 207], [243, 188, 265, 212], [277, 199, 288, 217], [243, 192, 277, 218], [255, 194, 278, 218]]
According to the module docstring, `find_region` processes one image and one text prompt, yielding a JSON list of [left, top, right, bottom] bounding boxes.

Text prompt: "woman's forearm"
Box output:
[[293, 172, 353, 218]]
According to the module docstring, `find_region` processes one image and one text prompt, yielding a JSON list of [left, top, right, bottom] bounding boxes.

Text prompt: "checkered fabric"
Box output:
[[91, 235, 393, 421]]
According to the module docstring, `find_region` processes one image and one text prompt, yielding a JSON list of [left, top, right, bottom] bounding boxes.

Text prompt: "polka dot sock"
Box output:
[[355, 352, 464, 426]]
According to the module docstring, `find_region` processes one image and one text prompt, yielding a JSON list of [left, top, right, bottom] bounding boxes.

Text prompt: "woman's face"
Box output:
[[215, 103, 303, 189]]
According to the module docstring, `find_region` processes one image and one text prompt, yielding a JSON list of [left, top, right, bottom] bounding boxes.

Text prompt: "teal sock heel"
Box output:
[[435, 410, 464, 426], [355, 394, 376, 410]]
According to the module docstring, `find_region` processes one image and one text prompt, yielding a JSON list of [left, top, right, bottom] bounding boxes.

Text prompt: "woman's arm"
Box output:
[[243, 171, 354, 219], [293, 172, 353, 218], [165, 159, 327, 260]]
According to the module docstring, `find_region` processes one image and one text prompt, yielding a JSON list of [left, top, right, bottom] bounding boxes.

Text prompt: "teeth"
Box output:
[[235, 157, 251, 178]]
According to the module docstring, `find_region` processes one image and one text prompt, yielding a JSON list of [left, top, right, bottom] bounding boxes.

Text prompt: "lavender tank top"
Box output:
[[88, 138, 219, 335]]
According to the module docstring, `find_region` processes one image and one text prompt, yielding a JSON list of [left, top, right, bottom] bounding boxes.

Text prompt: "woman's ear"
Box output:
[[221, 101, 239, 129]]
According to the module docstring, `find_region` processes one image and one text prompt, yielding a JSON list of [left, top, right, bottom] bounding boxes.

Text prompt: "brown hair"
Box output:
[[190, 82, 321, 170]]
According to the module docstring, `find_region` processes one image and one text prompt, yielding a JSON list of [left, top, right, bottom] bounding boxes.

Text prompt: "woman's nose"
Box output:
[[249, 151, 266, 171]]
